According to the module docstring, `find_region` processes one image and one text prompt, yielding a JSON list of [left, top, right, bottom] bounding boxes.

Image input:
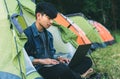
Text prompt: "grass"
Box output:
[[90, 31, 120, 79]]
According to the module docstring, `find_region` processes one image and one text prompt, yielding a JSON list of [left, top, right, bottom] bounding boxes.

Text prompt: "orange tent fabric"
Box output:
[[54, 13, 91, 45], [89, 20, 114, 43]]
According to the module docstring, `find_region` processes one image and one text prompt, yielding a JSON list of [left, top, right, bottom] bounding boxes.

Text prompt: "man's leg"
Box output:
[[38, 63, 82, 79], [71, 56, 93, 74]]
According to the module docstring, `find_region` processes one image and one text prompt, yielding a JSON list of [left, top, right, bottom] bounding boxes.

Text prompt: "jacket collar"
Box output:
[[31, 22, 40, 37]]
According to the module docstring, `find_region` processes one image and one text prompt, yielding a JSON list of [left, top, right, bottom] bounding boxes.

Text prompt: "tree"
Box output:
[[39, 0, 120, 31]]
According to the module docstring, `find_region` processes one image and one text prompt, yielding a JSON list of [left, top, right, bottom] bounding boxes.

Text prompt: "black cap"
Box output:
[[35, 2, 58, 19]]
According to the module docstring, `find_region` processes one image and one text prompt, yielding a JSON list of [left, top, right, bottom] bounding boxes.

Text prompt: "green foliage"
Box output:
[[91, 32, 120, 79], [82, 0, 98, 13], [111, 30, 120, 43], [41, 0, 120, 31]]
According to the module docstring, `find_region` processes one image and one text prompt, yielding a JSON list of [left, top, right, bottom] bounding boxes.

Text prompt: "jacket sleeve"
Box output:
[[24, 27, 36, 57]]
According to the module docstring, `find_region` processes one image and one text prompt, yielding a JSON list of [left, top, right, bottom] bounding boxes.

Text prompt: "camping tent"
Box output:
[[67, 14, 103, 43], [66, 13, 111, 47], [88, 20, 115, 45], [0, 0, 43, 79], [54, 13, 91, 45], [54, 13, 110, 49], [66, 13, 115, 46]]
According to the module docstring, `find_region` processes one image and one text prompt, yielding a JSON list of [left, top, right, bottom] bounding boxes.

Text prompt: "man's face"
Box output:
[[37, 13, 53, 29]]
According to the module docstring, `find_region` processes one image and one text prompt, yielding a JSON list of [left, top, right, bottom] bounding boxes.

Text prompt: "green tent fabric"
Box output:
[[52, 22, 79, 48], [0, 0, 42, 79], [68, 16, 103, 44], [20, 0, 36, 26]]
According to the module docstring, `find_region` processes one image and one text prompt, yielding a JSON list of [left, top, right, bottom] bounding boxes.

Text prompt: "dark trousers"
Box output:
[[38, 57, 92, 79]]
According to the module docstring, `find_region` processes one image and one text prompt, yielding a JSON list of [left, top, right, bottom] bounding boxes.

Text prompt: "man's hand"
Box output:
[[57, 56, 70, 64], [39, 58, 59, 65]]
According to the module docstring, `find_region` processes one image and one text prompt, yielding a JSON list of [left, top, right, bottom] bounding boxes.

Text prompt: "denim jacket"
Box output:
[[24, 23, 56, 69]]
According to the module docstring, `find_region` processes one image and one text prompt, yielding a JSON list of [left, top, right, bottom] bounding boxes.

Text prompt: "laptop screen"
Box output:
[[68, 44, 91, 68]]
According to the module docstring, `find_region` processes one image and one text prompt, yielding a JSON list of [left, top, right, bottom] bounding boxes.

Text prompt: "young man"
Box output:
[[24, 2, 93, 79]]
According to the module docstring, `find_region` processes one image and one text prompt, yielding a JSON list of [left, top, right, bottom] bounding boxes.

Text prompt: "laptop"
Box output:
[[68, 44, 91, 68]]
